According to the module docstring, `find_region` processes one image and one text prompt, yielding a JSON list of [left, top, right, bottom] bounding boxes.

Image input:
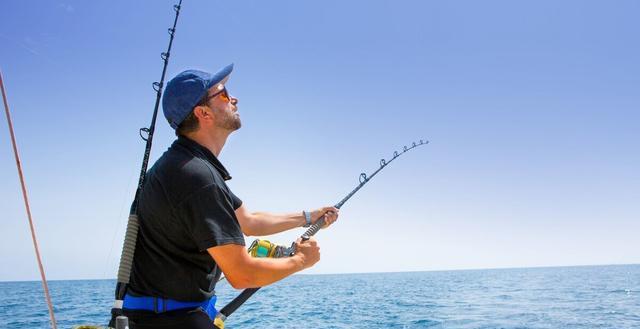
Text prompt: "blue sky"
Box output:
[[1, 0, 639, 281]]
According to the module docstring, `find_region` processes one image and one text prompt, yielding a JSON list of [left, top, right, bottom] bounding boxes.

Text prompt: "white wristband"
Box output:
[[303, 210, 312, 227]]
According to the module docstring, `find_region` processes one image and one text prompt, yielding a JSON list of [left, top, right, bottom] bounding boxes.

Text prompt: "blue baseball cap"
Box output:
[[162, 64, 234, 129]]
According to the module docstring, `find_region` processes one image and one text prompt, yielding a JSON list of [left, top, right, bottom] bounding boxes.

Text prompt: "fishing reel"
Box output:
[[248, 239, 295, 258]]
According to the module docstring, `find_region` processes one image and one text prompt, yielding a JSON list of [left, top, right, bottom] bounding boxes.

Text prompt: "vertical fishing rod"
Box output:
[[111, 0, 183, 316], [217, 139, 429, 323], [2, 70, 58, 329]]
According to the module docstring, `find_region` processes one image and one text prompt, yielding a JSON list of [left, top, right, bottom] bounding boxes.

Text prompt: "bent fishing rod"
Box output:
[[216, 139, 429, 323], [111, 0, 183, 320]]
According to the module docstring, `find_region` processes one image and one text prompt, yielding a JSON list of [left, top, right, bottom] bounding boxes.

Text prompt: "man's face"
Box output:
[[205, 87, 241, 131]]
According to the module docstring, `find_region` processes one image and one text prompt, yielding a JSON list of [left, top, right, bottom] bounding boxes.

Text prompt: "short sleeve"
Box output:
[[228, 189, 243, 210], [180, 184, 245, 251]]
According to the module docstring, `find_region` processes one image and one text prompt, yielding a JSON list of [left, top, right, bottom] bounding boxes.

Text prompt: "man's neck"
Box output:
[[183, 129, 231, 157]]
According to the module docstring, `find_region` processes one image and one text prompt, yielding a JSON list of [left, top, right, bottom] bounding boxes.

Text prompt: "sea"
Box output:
[[0, 264, 638, 329]]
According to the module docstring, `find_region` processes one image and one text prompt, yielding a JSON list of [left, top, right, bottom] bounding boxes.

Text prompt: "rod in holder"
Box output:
[[109, 1, 184, 327]]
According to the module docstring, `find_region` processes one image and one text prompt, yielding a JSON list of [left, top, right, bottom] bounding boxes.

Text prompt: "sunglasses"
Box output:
[[203, 87, 230, 104]]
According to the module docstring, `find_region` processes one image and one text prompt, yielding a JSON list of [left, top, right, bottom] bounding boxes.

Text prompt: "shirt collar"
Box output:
[[175, 136, 233, 181]]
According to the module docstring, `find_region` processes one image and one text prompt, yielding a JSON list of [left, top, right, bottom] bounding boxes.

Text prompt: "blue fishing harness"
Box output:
[[123, 293, 218, 319]]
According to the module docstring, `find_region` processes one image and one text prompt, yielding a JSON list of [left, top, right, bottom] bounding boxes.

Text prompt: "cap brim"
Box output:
[[206, 63, 234, 91]]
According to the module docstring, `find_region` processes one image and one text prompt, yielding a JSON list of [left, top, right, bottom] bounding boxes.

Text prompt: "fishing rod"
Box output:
[[216, 139, 429, 324], [110, 0, 183, 323]]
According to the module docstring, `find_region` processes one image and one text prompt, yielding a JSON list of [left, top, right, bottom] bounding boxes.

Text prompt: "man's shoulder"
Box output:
[[155, 147, 223, 189]]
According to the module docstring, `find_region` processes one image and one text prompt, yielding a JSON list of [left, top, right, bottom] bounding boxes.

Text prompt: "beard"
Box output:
[[216, 110, 242, 131]]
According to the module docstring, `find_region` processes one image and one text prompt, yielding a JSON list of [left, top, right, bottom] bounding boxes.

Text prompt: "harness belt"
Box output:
[[123, 293, 218, 319]]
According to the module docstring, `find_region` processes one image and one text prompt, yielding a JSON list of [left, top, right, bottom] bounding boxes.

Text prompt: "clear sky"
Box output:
[[1, 0, 638, 282]]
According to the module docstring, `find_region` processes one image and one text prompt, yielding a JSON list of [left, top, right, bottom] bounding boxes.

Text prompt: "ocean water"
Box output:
[[0, 265, 638, 329]]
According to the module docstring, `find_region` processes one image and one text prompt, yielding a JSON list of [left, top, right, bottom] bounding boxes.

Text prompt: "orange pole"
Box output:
[[1, 70, 58, 329]]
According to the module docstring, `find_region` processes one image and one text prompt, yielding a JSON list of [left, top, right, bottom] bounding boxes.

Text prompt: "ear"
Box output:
[[193, 105, 214, 124]]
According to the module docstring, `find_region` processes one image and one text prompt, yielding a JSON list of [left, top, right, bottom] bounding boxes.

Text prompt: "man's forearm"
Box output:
[[239, 255, 304, 288], [244, 211, 305, 236], [209, 243, 315, 290]]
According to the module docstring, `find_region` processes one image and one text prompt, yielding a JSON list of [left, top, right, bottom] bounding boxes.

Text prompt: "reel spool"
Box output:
[[248, 239, 293, 258]]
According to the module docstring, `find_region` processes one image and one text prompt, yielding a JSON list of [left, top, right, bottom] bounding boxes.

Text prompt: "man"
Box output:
[[121, 64, 339, 328]]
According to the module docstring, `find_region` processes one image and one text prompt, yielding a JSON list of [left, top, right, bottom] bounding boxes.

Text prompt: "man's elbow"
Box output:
[[225, 272, 258, 289], [239, 215, 259, 237], [241, 228, 258, 237]]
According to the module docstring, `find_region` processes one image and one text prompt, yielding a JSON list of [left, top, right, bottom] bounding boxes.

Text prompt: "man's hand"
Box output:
[[293, 237, 320, 269], [310, 206, 339, 228]]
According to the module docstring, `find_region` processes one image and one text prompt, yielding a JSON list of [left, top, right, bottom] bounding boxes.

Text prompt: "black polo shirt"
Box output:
[[129, 136, 245, 302]]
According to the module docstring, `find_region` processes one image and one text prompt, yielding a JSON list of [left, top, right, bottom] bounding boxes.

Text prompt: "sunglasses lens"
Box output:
[[220, 90, 230, 103]]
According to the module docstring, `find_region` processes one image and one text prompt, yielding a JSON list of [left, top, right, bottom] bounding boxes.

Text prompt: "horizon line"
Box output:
[[1, 262, 638, 283]]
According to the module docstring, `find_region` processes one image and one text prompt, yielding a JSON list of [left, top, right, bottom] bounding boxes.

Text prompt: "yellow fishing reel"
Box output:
[[248, 239, 292, 258]]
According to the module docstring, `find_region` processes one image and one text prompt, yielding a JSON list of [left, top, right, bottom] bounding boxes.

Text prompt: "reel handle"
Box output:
[[288, 241, 297, 256]]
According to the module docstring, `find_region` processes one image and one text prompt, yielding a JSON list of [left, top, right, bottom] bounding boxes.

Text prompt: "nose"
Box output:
[[230, 96, 238, 105]]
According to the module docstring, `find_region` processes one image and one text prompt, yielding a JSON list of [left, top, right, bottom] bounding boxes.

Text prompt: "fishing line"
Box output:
[[216, 139, 429, 323]]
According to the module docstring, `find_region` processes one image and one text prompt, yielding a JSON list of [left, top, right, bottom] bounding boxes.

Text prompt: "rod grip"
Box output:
[[301, 210, 334, 240], [116, 214, 139, 285]]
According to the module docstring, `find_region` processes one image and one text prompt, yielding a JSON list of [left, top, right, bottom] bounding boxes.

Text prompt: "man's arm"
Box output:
[[207, 238, 320, 289], [235, 204, 338, 237]]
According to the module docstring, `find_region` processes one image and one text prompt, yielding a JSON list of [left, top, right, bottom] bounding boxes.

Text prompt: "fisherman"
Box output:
[[118, 64, 338, 329]]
